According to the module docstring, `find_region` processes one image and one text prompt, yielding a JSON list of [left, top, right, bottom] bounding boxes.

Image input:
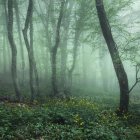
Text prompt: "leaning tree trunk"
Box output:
[[7, 0, 21, 101], [51, 0, 65, 96], [95, 0, 129, 113], [14, 0, 25, 86]]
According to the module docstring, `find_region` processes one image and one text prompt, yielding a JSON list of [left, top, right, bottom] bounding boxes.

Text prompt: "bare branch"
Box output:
[[129, 64, 140, 94]]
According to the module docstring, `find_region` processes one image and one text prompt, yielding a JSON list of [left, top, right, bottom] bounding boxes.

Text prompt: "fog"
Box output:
[[0, 0, 139, 100]]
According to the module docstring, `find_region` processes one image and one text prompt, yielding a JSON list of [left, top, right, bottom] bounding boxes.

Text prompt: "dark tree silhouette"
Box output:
[[95, 0, 129, 113]]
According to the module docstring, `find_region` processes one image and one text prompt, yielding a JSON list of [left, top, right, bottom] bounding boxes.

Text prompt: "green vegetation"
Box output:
[[0, 97, 140, 140], [0, 0, 140, 139]]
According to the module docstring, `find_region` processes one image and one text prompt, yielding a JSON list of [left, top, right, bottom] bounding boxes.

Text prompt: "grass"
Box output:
[[0, 96, 140, 140]]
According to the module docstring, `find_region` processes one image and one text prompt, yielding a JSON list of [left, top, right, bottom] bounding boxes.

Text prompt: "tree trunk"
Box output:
[[68, 31, 80, 92], [82, 45, 87, 88], [14, 0, 25, 86], [60, 1, 73, 94], [95, 0, 129, 113], [23, 0, 39, 102], [67, 0, 86, 92], [51, 0, 65, 96], [98, 42, 108, 92], [30, 13, 40, 97], [3, 0, 11, 73], [2, 34, 7, 73], [60, 39, 68, 92], [2, 0, 9, 74], [7, 0, 21, 101]]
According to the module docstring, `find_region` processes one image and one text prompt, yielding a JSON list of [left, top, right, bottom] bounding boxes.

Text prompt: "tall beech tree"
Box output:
[[7, 0, 21, 101], [95, 0, 129, 113]]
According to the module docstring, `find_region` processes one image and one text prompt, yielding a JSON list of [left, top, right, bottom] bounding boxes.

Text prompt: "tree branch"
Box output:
[[129, 64, 140, 94]]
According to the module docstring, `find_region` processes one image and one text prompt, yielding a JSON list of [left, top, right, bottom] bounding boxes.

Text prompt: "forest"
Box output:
[[0, 0, 140, 139]]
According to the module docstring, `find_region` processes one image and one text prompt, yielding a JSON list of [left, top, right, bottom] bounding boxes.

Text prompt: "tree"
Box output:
[[2, 0, 10, 74], [68, 0, 87, 91], [7, 0, 21, 101], [95, 0, 129, 113], [14, 0, 25, 86], [23, 0, 39, 102], [60, 0, 73, 94], [51, 0, 65, 96], [2, 19, 7, 73]]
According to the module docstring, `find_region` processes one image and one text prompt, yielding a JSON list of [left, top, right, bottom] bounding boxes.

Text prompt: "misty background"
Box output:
[[0, 0, 139, 99]]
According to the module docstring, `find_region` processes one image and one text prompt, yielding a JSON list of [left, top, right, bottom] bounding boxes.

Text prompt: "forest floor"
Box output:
[[0, 94, 140, 140]]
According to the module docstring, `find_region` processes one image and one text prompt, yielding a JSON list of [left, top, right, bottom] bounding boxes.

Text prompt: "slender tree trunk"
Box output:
[[30, 14, 40, 97], [3, 0, 11, 73], [23, 0, 39, 102], [0, 36, 3, 73], [95, 0, 129, 113], [14, 0, 25, 86], [36, 0, 53, 89], [45, 2, 52, 85], [60, 1, 73, 94], [7, 0, 21, 101], [2, 0, 9, 74], [67, 0, 86, 91], [68, 31, 80, 91], [2, 35, 7, 73], [98, 42, 108, 91], [82, 45, 87, 87], [51, 0, 65, 96], [60, 39, 68, 92]]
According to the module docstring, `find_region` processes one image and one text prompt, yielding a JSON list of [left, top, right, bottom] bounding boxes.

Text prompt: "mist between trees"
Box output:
[[0, 0, 140, 113]]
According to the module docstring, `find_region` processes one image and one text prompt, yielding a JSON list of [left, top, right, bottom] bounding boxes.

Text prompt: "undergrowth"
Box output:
[[0, 98, 140, 140]]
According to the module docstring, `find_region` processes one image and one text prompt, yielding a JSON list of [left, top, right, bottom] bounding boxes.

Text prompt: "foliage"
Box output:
[[0, 98, 140, 140]]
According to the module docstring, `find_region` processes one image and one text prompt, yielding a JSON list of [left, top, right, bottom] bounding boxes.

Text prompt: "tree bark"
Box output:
[[51, 0, 65, 96], [7, 0, 21, 101], [95, 0, 129, 113]]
